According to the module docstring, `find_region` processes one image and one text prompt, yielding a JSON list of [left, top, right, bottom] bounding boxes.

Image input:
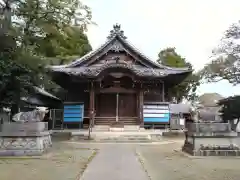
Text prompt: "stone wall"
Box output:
[[183, 122, 240, 156]]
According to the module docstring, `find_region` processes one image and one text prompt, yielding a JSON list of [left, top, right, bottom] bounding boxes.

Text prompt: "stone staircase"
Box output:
[[94, 117, 138, 126], [92, 125, 141, 132], [70, 131, 162, 142], [94, 134, 151, 142], [52, 129, 165, 142], [92, 125, 110, 132], [94, 117, 113, 125], [119, 117, 138, 125]]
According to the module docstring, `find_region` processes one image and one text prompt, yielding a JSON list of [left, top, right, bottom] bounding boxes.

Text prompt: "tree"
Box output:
[[0, 34, 36, 109], [157, 47, 201, 102], [218, 96, 240, 131], [0, 2, 35, 109], [12, 0, 93, 91], [0, 0, 93, 109], [201, 21, 240, 85]]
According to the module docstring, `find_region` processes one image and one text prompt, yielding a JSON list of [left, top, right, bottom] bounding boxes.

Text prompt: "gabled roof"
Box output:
[[50, 63, 190, 78], [33, 86, 60, 101], [50, 24, 190, 72]]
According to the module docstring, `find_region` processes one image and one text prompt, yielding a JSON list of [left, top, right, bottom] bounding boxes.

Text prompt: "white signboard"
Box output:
[[180, 118, 185, 126]]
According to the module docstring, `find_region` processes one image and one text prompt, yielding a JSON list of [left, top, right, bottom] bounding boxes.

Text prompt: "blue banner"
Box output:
[[143, 103, 170, 123], [63, 104, 84, 122]]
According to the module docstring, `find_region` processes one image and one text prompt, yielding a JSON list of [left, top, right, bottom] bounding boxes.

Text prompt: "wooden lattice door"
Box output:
[[118, 93, 137, 117]]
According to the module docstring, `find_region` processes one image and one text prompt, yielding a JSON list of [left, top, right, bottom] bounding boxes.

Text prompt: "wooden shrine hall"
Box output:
[[48, 24, 192, 129]]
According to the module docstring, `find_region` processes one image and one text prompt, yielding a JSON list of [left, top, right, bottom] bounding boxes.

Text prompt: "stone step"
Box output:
[[69, 130, 165, 142], [94, 118, 138, 125], [124, 125, 140, 131], [92, 125, 110, 132], [92, 125, 141, 132], [92, 134, 151, 141]]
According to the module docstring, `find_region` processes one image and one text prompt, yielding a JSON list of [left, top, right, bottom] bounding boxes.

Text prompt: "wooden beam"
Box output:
[[96, 87, 136, 94]]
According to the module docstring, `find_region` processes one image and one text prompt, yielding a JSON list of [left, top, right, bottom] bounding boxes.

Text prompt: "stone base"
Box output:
[[0, 132, 52, 156], [183, 122, 240, 156], [162, 130, 185, 137], [182, 136, 240, 156], [182, 142, 240, 156]]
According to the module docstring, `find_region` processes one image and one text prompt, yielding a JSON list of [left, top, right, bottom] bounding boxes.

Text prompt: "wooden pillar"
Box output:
[[89, 82, 95, 127], [139, 88, 144, 127], [162, 81, 165, 102]]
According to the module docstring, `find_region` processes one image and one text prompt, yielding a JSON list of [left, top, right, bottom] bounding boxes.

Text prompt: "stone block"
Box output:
[[183, 122, 240, 156], [0, 122, 52, 156], [188, 123, 231, 133], [1, 122, 48, 133], [0, 134, 52, 156], [187, 131, 238, 137], [0, 131, 50, 137]]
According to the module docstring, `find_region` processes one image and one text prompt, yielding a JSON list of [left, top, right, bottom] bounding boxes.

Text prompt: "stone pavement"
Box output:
[[80, 144, 149, 180]]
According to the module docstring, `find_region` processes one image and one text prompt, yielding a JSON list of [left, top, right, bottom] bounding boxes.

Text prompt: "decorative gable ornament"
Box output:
[[109, 40, 125, 52], [107, 24, 127, 40]]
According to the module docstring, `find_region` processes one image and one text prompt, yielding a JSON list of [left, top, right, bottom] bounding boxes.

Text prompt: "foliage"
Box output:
[[201, 21, 240, 85], [0, 35, 35, 108], [0, 0, 93, 108], [157, 47, 201, 102], [218, 96, 240, 131]]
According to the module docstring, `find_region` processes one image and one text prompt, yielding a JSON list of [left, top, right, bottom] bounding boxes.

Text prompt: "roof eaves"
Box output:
[[119, 36, 192, 72], [33, 86, 61, 101]]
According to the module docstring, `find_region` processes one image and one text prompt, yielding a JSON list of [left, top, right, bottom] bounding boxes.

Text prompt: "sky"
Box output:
[[82, 0, 240, 97]]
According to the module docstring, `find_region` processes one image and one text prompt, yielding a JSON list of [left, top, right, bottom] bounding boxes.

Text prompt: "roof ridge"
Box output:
[[49, 24, 191, 72], [67, 37, 114, 67]]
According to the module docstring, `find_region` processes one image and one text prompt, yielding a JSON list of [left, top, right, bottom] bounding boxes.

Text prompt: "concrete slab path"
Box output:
[[80, 145, 149, 180]]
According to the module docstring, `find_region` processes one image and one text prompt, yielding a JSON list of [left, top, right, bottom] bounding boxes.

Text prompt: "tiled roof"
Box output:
[[50, 62, 191, 78], [49, 24, 191, 73], [33, 86, 60, 100]]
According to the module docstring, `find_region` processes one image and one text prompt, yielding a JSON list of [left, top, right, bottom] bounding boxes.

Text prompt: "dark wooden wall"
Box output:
[[144, 89, 163, 103], [88, 52, 145, 68]]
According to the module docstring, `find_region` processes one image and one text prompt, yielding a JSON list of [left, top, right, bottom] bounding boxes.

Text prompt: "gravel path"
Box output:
[[137, 141, 240, 180], [80, 144, 149, 180]]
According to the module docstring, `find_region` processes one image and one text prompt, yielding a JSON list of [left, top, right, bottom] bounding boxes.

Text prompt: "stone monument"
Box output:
[[182, 122, 240, 156], [0, 107, 52, 156]]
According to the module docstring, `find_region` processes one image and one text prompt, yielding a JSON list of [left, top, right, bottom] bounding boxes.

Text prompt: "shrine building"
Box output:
[[48, 24, 192, 129]]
